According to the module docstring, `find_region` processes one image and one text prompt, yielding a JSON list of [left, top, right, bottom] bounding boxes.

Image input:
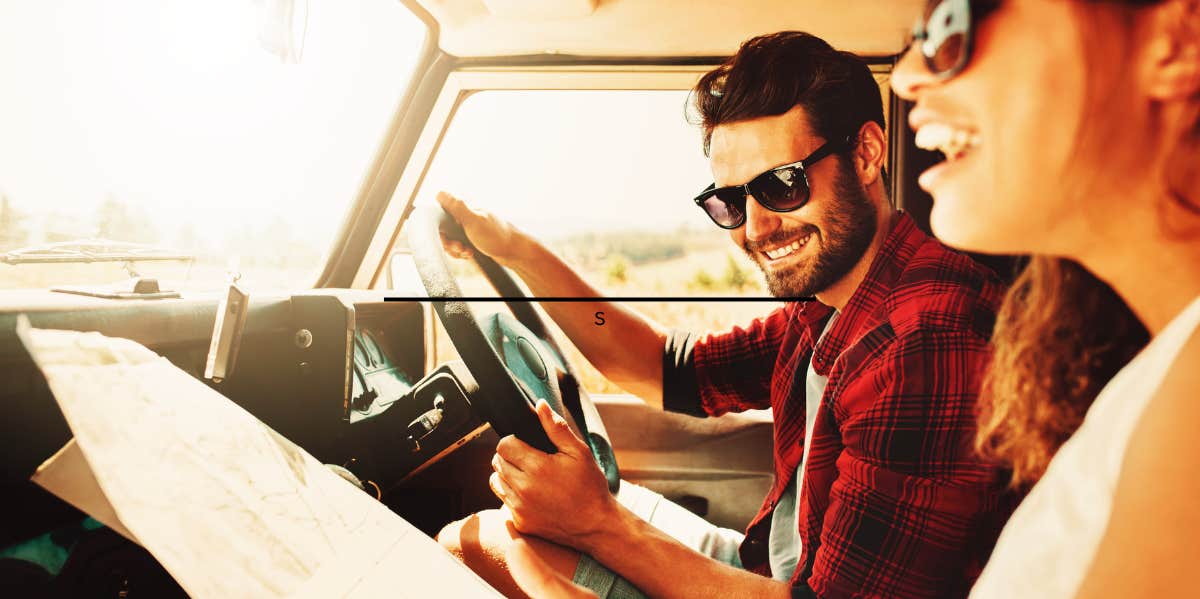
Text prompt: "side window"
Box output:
[[411, 90, 776, 393]]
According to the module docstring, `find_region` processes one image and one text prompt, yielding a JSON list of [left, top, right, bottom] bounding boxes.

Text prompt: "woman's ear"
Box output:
[[854, 120, 887, 186], [1143, 0, 1200, 100]]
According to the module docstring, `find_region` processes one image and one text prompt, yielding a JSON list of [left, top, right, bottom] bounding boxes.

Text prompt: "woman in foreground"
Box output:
[[890, 0, 1199, 595]]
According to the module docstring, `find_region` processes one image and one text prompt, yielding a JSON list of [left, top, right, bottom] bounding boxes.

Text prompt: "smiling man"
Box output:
[[437, 31, 1017, 599]]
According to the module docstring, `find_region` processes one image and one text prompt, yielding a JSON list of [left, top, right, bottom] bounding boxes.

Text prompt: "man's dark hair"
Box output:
[[691, 31, 886, 157]]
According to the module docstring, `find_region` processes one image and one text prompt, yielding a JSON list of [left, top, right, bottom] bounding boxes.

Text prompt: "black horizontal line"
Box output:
[[383, 296, 810, 303]]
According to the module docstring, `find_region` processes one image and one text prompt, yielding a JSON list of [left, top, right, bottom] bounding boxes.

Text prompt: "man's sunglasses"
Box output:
[[693, 135, 851, 230], [911, 0, 1000, 80]]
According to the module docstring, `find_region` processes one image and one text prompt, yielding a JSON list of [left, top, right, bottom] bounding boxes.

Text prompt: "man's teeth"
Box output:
[[915, 123, 980, 158], [765, 236, 810, 260]]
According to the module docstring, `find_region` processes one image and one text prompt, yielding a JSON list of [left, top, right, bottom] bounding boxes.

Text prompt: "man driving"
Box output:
[[437, 31, 1017, 599]]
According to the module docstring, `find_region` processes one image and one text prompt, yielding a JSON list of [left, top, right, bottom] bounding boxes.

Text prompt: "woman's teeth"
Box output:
[[765, 235, 810, 260], [915, 123, 980, 159]]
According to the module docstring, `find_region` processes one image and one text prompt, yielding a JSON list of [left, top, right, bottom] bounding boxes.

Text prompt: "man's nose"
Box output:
[[891, 43, 937, 100], [743, 193, 781, 242]]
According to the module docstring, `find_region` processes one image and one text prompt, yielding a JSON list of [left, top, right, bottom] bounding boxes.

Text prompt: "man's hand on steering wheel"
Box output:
[[436, 191, 527, 267], [409, 196, 623, 488], [491, 399, 620, 551]]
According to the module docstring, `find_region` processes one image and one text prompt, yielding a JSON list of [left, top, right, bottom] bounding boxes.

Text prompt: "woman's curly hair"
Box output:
[[976, 0, 1197, 487]]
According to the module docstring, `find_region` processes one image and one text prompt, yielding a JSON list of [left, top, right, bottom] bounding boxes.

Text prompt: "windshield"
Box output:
[[413, 89, 766, 298], [0, 0, 426, 291], [403, 89, 781, 394]]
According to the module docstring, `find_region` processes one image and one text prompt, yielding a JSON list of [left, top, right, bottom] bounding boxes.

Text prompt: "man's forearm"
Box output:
[[507, 235, 667, 408], [581, 504, 791, 599]]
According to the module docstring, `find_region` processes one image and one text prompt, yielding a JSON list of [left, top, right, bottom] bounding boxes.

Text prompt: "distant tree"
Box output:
[[690, 268, 715, 290], [94, 195, 157, 243], [605, 255, 628, 285], [0, 195, 28, 250], [722, 254, 749, 290]]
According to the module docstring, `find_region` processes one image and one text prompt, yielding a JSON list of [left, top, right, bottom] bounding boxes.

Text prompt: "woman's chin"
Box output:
[[929, 201, 1014, 255]]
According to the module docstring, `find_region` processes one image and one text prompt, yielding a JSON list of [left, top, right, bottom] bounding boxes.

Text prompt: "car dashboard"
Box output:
[[0, 289, 495, 550]]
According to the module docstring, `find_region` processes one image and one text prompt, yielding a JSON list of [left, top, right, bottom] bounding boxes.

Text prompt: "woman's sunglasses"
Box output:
[[911, 0, 1000, 80], [693, 135, 851, 230]]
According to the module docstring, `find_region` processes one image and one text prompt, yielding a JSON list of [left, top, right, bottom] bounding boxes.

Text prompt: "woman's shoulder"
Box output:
[[1072, 325, 1200, 598], [1137, 323, 1200, 443]]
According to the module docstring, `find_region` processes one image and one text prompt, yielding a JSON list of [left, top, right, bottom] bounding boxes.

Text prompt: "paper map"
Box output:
[[19, 322, 500, 598]]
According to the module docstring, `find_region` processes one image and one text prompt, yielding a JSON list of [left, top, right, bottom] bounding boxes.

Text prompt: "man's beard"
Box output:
[[743, 161, 878, 298]]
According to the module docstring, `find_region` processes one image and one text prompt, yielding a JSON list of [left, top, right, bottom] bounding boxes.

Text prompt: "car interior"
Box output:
[[0, 0, 1021, 594]]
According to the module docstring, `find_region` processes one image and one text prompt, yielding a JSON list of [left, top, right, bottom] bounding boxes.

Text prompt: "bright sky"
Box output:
[[418, 90, 719, 239], [0, 0, 423, 245]]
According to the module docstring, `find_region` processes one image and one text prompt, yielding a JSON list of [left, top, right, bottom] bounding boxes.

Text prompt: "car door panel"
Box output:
[[594, 395, 774, 531]]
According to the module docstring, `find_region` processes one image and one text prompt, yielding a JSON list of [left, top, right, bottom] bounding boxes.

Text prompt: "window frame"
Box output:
[[351, 63, 894, 290], [352, 66, 706, 289]]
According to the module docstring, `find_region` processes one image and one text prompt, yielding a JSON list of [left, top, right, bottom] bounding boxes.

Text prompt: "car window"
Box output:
[[415, 90, 770, 301], [0, 0, 426, 291], [408, 90, 778, 393]]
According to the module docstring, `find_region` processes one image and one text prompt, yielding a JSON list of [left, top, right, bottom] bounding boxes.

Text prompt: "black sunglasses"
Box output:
[[911, 0, 1000, 80], [693, 135, 851, 230]]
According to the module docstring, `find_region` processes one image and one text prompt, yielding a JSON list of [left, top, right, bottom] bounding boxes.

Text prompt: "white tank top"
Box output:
[[970, 295, 1200, 598]]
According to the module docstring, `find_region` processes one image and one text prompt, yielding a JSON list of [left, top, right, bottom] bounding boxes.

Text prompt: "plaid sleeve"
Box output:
[[687, 306, 792, 417], [803, 328, 1005, 599]]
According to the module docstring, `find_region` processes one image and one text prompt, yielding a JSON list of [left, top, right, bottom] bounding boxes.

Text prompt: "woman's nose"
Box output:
[[891, 43, 938, 101]]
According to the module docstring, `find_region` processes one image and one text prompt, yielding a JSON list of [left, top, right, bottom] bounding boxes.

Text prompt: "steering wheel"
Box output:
[[407, 206, 620, 493]]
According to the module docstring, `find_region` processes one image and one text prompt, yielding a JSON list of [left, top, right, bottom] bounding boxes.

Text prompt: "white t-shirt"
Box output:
[[768, 312, 838, 581], [970, 296, 1200, 598]]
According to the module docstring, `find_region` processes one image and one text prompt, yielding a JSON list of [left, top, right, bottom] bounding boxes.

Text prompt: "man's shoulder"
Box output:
[[883, 236, 1005, 342]]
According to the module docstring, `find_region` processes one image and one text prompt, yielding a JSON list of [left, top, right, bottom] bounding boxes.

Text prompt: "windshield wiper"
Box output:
[[0, 239, 195, 265], [0, 239, 196, 299]]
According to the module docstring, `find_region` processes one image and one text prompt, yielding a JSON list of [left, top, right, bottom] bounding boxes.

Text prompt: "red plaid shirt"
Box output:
[[664, 214, 1018, 598]]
